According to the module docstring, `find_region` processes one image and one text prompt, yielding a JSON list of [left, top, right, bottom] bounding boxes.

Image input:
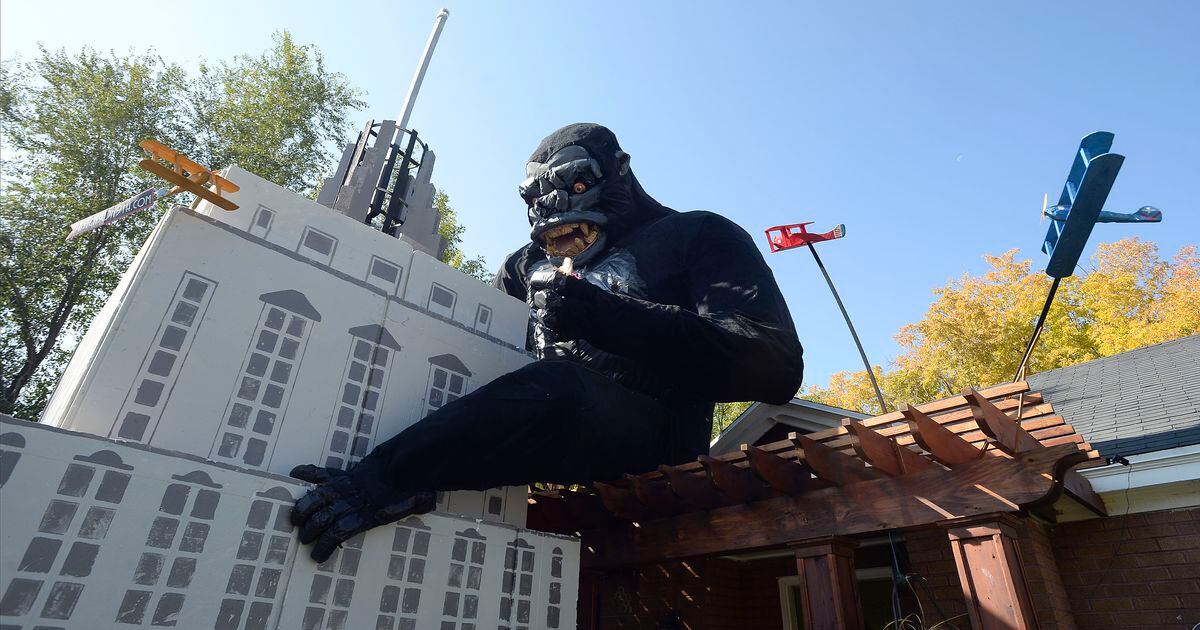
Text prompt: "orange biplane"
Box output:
[[138, 139, 240, 211]]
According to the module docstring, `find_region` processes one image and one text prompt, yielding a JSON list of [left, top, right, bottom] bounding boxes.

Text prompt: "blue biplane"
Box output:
[[1040, 131, 1161, 278]]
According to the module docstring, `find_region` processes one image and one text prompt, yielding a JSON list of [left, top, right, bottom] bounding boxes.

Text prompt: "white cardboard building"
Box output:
[[0, 166, 579, 629]]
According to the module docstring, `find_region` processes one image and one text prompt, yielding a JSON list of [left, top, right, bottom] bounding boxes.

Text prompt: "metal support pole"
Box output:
[[806, 242, 887, 412], [1012, 276, 1061, 418], [1013, 277, 1061, 383]]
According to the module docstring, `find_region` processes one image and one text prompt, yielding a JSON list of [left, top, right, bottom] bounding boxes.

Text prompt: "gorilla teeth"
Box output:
[[542, 222, 600, 258]]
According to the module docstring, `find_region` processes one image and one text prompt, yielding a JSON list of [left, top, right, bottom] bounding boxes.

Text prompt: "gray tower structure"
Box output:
[[317, 121, 446, 260]]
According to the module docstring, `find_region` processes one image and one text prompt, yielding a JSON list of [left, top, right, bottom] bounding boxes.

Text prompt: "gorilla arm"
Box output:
[[552, 213, 804, 404]]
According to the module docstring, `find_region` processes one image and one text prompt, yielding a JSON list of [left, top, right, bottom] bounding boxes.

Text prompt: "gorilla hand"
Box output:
[[290, 464, 435, 563], [532, 273, 612, 342]]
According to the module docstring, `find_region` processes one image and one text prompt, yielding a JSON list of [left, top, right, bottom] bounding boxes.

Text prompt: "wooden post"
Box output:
[[792, 537, 864, 630], [943, 514, 1038, 630]]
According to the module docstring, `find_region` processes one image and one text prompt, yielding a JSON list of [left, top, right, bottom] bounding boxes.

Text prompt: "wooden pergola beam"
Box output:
[[903, 404, 986, 467], [797, 434, 884, 485], [845, 419, 939, 476], [593, 482, 651, 523], [742, 444, 828, 495], [820, 396, 1049, 451], [964, 388, 1043, 454], [659, 464, 730, 510], [965, 388, 1106, 516], [699, 455, 770, 503], [601, 383, 1073, 489], [578, 445, 1088, 568], [529, 382, 1103, 530], [805, 381, 1031, 444], [628, 473, 685, 518]]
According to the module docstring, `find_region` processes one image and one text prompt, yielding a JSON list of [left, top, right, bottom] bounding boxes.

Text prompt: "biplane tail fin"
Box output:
[[830, 223, 846, 239], [1135, 206, 1162, 222]]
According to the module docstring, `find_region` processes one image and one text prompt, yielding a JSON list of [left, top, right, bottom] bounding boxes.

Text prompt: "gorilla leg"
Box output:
[[353, 360, 669, 495]]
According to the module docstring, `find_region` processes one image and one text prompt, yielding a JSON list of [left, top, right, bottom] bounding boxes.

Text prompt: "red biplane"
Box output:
[[764, 222, 845, 253]]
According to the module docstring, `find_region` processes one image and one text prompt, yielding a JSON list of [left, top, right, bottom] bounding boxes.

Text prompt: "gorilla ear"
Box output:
[[615, 150, 631, 176]]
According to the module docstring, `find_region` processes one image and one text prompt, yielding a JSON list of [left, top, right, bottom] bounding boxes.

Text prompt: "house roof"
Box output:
[[1027, 334, 1200, 458], [710, 399, 867, 456]]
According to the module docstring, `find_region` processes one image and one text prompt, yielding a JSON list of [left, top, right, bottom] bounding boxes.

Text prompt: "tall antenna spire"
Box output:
[[396, 8, 450, 132]]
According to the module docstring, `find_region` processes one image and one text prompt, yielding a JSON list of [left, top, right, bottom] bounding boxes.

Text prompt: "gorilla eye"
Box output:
[[572, 181, 588, 194]]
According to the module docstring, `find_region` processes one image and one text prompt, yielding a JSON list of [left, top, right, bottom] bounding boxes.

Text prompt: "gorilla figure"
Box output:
[[291, 123, 804, 561]]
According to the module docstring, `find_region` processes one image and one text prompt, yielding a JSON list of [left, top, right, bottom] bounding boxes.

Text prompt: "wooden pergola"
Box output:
[[528, 382, 1105, 630]]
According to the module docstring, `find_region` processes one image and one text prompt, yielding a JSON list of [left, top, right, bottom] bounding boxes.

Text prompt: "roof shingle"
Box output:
[[1027, 334, 1200, 458]]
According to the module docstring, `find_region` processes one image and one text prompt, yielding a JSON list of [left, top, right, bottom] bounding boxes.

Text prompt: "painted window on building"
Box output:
[[547, 547, 563, 628], [0, 431, 25, 487], [323, 325, 401, 470], [0, 450, 132, 626], [498, 538, 535, 630], [424, 355, 472, 418], [473, 305, 492, 335], [250, 206, 275, 239], [298, 227, 337, 266], [441, 528, 486, 630], [215, 486, 295, 630], [366, 257, 403, 295], [376, 518, 431, 630], [211, 290, 321, 469], [113, 272, 216, 443], [114, 470, 220, 627], [301, 533, 364, 629], [483, 488, 505, 521], [427, 283, 456, 319]]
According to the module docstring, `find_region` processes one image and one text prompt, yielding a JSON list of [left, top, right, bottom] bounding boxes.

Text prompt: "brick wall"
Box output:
[[899, 521, 1082, 629], [1051, 507, 1200, 629], [903, 529, 970, 624], [1019, 518, 1078, 629]]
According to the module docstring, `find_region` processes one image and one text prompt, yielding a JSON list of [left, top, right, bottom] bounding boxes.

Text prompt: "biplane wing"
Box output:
[[138, 139, 239, 211], [1041, 132, 1124, 278], [765, 222, 846, 252]]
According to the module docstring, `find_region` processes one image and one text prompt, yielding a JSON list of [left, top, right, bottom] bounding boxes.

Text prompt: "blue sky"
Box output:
[[4, 1, 1197, 390]]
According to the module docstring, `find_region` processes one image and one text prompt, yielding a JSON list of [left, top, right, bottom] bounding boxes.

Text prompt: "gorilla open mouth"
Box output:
[[539, 221, 601, 258]]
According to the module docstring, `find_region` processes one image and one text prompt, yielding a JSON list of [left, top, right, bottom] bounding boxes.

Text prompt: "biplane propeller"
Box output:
[[138, 139, 239, 211]]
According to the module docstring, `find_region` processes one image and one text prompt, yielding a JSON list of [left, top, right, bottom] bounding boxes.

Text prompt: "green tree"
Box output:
[[1, 48, 191, 418], [434, 190, 492, 283], [189, 31, 364, 195], [0, 34, 364, 419], [712, 400, 753, 440], [803, 238, 1200, 414]]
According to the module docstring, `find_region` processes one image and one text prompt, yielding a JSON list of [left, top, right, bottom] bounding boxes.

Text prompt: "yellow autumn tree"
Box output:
[[803, 238, 1200, 415]]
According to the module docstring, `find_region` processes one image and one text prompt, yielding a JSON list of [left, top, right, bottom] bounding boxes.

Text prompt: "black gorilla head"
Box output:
[[520, 123, 672, 265]]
